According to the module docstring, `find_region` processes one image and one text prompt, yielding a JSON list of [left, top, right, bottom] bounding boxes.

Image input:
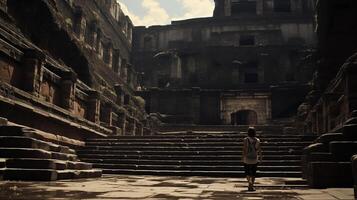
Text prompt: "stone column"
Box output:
[[191, 87, 201, 124], [256, 0, 264, 15], [89, 20, 98, 48], [22, 49, 45, 96], [134, 121, 143, 136], [0, 0, 7, 11], [87, 90, 101, 124], [61, 71, 77, 112], [114, 84, 124, 106], [101, 102, 113, 126], [74, 7, 86, 41]]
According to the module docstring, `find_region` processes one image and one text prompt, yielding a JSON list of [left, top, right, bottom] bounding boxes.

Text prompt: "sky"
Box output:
[[117, 0, 215, 27]]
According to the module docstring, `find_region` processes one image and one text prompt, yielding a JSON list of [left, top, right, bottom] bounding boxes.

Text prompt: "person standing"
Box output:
[[242, 127, 262, 191]]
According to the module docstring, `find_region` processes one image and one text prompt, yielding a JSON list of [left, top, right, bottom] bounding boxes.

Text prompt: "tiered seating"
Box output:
[[0, 125, 102, 181]]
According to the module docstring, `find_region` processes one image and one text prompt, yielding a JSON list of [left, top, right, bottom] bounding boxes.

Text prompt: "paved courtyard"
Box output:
[[0, 175, 353, 200]]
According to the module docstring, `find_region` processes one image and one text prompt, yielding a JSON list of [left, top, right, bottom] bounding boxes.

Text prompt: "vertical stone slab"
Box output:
[[22, 49, 45, 96], [61, 71, 77, 112], [87, 91, 101, 124]]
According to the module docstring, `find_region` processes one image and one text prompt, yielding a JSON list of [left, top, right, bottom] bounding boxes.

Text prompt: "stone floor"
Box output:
[[0, 175, 353, 200]]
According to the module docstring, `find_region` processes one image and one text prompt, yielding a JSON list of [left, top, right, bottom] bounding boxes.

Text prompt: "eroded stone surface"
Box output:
[[0, 175, 353, 200]]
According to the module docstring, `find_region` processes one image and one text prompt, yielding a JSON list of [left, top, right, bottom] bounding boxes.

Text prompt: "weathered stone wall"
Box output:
[[0, 0, 155, 141]]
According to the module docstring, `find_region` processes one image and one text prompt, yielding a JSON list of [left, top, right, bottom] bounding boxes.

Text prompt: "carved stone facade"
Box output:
[[0, 0, 154, 142], [134, 0, 316, 125]]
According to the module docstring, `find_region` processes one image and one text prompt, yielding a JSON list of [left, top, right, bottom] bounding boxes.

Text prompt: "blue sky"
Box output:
[[117, 0, 214, 26]]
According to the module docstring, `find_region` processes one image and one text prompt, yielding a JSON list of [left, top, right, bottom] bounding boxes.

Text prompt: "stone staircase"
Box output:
[[0, 125, 102, 181], [78, 127, 315, 177]]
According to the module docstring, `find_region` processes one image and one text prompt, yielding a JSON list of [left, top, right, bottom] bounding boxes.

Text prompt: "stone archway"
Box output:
[[231, 110, 258, 125]]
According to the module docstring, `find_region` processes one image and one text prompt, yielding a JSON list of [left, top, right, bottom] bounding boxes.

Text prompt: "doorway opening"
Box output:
[[231, 110, 258, 125]]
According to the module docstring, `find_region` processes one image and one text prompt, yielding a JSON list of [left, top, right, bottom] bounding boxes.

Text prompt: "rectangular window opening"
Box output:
[[231, 0, 257, 15], [274, 0, 291, 12]]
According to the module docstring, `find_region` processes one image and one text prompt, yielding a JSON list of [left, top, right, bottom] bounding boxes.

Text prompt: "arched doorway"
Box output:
[[231, 110, 258, 125]]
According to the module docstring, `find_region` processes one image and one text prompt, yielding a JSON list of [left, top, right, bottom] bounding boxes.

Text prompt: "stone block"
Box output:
[[6, 158, 58, 169], [67, 161, 92, 170], [302, 152, 333, 179], [307, 162, 353, 188], [0, 148, 51, 159], [343, 124, 357, 140], [303, 143, 329, 154], [352, 155, 357, 199], [315, 133, 345, 144], [0, 117, 8, 125], [345, 117, 357, 125], [0, 136, 51, 151], [330, 141, 357, 161], [3, 169, 58, 181]]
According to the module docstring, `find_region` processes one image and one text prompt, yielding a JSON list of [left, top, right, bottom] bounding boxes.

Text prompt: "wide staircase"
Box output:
[[0, 124, 102, 181], [78, 126, 315, 177]]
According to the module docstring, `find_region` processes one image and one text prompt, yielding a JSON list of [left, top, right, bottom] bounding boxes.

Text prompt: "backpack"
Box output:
[[246, 138, 257, 160]]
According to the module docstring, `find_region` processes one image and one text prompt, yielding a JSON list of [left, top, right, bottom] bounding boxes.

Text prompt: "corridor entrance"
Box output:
[[231, 110, 258, 125]]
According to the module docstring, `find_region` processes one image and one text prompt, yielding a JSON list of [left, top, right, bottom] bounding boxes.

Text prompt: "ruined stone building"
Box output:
[[0, 0, 153, 138], [0, 0, 155, 180], [133, 0, 316, 125], [0, 0, 356, 193]]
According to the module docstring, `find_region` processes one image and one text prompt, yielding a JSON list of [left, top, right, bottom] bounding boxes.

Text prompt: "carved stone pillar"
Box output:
[[74, 7, 86, 41], [135, 121, 143, 136], [0, 0, 7, 11], [89, 20, 98, 48], [114, 84, 124, 106], [87, 91, 101, 124], [117, 112, 126, 134], [101, 102, 113, 126], [61, 71, 77, 112], [22, 49, 45, 96]]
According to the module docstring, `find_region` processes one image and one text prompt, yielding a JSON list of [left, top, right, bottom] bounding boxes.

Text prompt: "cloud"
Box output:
[[118, 0, 170, 27], [174, 0, 214, 20]]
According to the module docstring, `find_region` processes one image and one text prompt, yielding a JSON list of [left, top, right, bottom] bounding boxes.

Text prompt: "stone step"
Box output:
[[57, 169, 102, 180], [78, 149, 302, 156], [0, 148, 78, 161], [6, 158, 67, 170], [3, 168, 102, 181], [4, 159, 92, 170], [86, 138, 313, 143], [79, 154, 302, 160], [0, 158, 5, 168], [3, 168, 58, 181], [85, 141, 310, 147], [92, 163, 302, 171], [0, 136, 75, 154], [81, 158, 302, 166], [101, 169, 302, 178], [104, 135, 310, 140], [81, 146, 304, 152]]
